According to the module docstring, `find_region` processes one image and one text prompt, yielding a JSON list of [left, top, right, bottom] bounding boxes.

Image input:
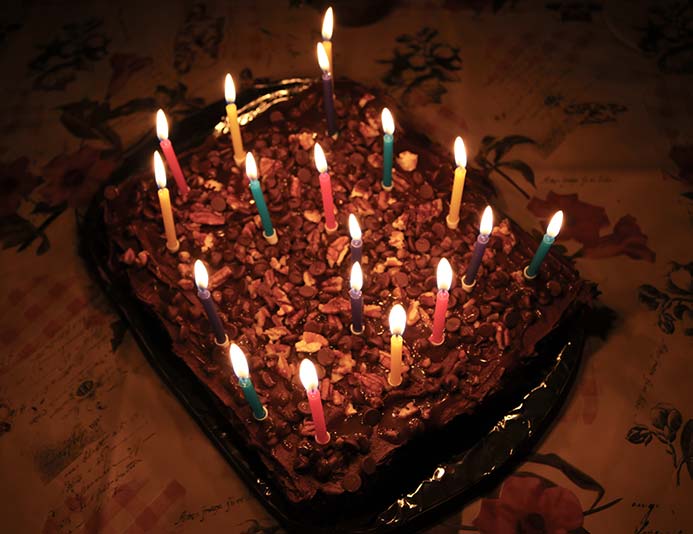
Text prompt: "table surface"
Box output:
[[0, 1, 691, 533]]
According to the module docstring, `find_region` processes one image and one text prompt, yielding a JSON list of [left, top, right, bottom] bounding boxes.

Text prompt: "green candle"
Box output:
[[230, 343, 268, 421], [245, 152, 277, 244], [524, 211, 564, 279], [381, 107, 395, 190]]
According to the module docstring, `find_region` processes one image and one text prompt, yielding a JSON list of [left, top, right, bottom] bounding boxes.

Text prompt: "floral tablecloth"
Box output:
[[1, 1, 691, 533]]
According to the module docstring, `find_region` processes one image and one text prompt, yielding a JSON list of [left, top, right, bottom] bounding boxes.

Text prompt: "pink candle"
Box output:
[[313, 143, 338, 233], [429, 258, 453, 346], [299, 359, 330, 444], [156, 109, 190, 196]]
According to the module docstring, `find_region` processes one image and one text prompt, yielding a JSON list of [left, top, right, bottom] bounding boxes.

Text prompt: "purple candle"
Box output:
[[317, 42, 337, 136], [349, 262, 364, 334], [194, 260, 227, 345], [462, 206, 494, 292], [349, 214, 362, 264]]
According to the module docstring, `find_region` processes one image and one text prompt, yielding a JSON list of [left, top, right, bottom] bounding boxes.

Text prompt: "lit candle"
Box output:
[[230, 343, 268, 420], [194, 260, 227, 345], [299, 359, 330, 444], [429, 258, 453, 346], [524, 211, 564, 280], [156, 109, 190, 196], [321, 7, 334, 81], [348, 213, 362, 264], [224, 73, 246, 167], [153, 151, 180, 253], [246, 152, 277, 244], [317, 42, 338, 136], [387, 304, 406, 387], [446, 136, 467, 229], [313, 142, 338, 233], [381, 108, 395, 191], [349, 262, 364, 334], [462, 206, 494, 292]]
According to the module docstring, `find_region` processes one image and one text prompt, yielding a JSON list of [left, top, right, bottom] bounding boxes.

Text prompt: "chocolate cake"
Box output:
[[103, 80, 593, 504]]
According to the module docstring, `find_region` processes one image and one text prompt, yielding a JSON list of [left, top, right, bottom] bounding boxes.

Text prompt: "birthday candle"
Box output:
[[462, 206, 493, 292], [348, 214, 362, 264], [317, 42, 338, 136], [245, 152, 277, 244], [446, 137, 467, 229], [429, 258, 453, 345], [313, 143, 338, 233], [229, 343, 268, 421], [153, 151, 180, 253], [194, 260, 227, 345], [349, 262, 364, 334], [524, 211, 564, 280], [299, 359, 330, 444], [387, 304, 406, 387], [224, 74, 246, 167], [381, 108, 395, 190], [156, 109, 189, 196], [321, 7, 334, 81]]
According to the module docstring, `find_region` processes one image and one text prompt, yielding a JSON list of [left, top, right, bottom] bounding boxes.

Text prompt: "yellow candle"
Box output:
[[154, 151, 180, 253], [387, 304, 406, 387], [322, 7, 334, 80], [446, 136, 467, 229], [224, 74, 246, 167]]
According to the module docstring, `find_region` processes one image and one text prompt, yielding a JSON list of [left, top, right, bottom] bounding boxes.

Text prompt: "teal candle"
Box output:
[[524, 211, 564, 280], [230, 343, 268, 421], [245, 152, 276, 242], [381, 108, 395, 190], [239, 377, 267, 420]]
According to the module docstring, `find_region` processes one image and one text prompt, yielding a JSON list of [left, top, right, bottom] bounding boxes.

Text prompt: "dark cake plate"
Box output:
[[80, 79, 585, 534]]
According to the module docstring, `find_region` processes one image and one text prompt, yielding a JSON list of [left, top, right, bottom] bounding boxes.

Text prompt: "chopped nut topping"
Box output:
[[396, 150, 418, 171]]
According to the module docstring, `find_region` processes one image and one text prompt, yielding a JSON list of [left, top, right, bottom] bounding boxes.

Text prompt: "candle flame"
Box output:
[[224, 73, 236, 104], [314, 142, 328, 173], [348, 214, 361, 240], [245, 152, 257, 180], [381, 108, 395, 135], [547, 210, 563, 237], [317, 42, 330, 73], [350, 261, 363, 292], [299, 358, 319, 391], [193, 260, 208, 291], [480, 206, 493, 236], [229, 343, 249, 379], [454, 136, 466, 168], [153, 151, 167, 189], [389, 303, 406, 336], [436, 258, 453, 291], [322, 7, 333, 40], [156, 109, 169, 141]]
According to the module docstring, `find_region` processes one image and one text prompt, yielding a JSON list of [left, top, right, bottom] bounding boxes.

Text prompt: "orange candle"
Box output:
[[153, 151, 179, 253]]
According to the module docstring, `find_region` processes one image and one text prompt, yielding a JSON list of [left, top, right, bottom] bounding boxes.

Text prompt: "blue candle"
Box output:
[[230, 343, 268, 420], [462, 206, 494, 292], [381, 108, 395, 190], [348, 214, 362, 264], [524, 211, 564, 280], [317, 42, 338, 136], [245, 152, 277, 244], [194, 260, 227, 345], [349, 262, 364, 334]]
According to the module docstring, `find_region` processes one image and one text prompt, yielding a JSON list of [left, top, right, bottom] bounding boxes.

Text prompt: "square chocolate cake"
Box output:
[[102, 80, 593, 504]]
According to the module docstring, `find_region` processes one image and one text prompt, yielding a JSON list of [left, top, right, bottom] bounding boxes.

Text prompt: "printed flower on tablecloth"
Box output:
[[474, 475, 583, 534], [107, 53, 153, 97], [0, 157, 41, 216], [527, 191, 655, 262], [667, 144, 693, 201], [39, 145, 117, 208]]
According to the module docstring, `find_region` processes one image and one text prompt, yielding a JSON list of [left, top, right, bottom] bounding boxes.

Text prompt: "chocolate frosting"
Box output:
[[104, 81, 593, 503]]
